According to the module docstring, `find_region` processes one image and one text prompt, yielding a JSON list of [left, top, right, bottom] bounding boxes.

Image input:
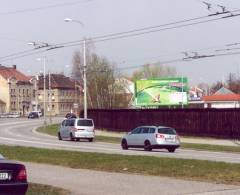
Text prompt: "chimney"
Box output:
[[12, 65, 16, 69]]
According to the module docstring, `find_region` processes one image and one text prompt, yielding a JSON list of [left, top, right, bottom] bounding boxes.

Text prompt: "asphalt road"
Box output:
[[0, 118, 240, 164], [1, 117, 240, 195]]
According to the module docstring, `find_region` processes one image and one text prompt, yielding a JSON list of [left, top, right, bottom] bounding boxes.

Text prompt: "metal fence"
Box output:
[[87, 108, 240, 139]]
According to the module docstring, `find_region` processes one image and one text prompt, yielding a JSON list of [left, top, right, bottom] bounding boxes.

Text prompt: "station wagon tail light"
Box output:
[[71, 127, 78, 131], [16, 166, 27, 181], [156, 134, 165, 139]]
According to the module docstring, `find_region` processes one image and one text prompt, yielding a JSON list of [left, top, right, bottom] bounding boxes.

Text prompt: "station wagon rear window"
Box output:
[[158, 128, 176, 135], [77, 120, 93, 126]]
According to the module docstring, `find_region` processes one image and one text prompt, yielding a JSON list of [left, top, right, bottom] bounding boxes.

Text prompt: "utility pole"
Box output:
[[64, 18, 87, 118], [48, 71, 52, 124], [181, 76, 184, 109], [83, 39, 87, 118], [43, 56, 47, 127]]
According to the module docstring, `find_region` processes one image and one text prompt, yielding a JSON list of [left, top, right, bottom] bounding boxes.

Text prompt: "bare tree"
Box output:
[[131, 63, 177, 81], [71, 48, 124, 109], [210, 81, 224, 94], [227, 73, 240, 93]]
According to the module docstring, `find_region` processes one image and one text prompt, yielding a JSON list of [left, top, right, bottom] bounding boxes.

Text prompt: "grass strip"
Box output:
[[0, 145, 240, 185], [36, 124, 240, 153], [28, 183, 70, 195]]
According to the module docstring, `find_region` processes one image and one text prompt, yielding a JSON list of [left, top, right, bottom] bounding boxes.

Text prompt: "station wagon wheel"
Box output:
[[144, 140, 152, 151], [168, 147, 176, 153], [58, 132, 62, 140], [121, 139, 128, 150], [88, 138, 93, 142]]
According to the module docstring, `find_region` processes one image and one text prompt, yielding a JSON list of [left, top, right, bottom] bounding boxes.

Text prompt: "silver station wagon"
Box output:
[[58, 118, 95, 142], [121, 126, 180, 152]]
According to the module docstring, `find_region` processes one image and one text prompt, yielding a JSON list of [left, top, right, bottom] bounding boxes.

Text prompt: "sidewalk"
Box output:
[[95, 130, 240, 147], [26, 162, 240, 195]]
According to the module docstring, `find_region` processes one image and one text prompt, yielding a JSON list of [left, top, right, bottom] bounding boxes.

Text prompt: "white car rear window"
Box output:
[[158, 128, 176, 135], [77, 119, 93, 126]]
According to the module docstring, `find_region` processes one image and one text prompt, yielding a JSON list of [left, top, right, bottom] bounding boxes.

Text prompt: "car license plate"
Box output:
[[0, 172, 9, 180], [165, 138, 175, 142]]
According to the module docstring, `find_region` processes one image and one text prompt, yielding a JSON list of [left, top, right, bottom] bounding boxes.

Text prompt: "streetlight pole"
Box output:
[[83, 39, 87, 118], [48, 71, 52, 123], [43, 56, 47, 125], [64, 18, 87, 118]]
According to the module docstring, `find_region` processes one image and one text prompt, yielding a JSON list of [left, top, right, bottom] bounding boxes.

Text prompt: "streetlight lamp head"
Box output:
[[27, 42, 36, 46], [64, 18, 73, 22], [64, 18, 84, 27]]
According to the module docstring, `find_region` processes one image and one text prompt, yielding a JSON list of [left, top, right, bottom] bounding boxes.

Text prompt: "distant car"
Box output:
[[0, 113, 8, 118], [0, 154, 28, 194], [58, 118, 95, 142], [35, 110, 42, 117], [65, 112, 77, 119], [121, 126, 180, 152], [28, 111, 39, 119], [8, 112, 20, 118]]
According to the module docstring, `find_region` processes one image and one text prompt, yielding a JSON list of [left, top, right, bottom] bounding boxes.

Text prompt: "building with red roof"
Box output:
[[202, 87, 240, 108], [0, 65, 34, 114]]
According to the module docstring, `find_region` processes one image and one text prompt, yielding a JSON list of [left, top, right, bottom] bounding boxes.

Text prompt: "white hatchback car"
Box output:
[[58, 118, 95, 142], [121, 126, 180, 152]]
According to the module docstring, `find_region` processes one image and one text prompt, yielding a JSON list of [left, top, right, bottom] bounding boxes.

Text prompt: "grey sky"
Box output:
[[1, 0, 240, 85]]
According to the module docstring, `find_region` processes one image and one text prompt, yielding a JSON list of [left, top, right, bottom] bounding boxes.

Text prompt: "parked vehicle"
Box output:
[[0, 154, 28, 194], [28, 112, 39, 119], [0, 113, 8, 118], [8, 112, 20, 118], [35, 110, 42, 117], [58, 118, 95, 142], [121, 126, 180, 152]]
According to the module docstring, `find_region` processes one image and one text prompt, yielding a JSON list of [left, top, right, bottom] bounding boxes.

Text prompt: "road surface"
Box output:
[[0, 118, 240, 164], [1, 118, 240, 195]]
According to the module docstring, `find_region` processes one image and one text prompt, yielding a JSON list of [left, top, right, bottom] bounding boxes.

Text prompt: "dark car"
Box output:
[[28, 111, 39, 119], [0, 154, 28, 195]]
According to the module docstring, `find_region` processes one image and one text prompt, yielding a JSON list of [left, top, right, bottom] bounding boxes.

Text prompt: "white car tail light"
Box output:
[[156, 134, 165, 139], [176, 134, 180, 140]]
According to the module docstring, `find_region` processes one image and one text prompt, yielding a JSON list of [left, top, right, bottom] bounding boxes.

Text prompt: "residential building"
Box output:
[[203, 87, 240, 108], [37, 74, 82, 116], [0, 65, 34, 114], [0, 99, 5, 113]]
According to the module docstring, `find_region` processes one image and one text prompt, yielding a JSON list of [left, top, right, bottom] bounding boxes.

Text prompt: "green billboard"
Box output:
[[135, 77, 188, 106]]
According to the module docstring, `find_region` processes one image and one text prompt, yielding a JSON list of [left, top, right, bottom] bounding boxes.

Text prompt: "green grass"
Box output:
[[36, 124, 240, 153], [1, 145, 240, 185], [181, 143, 240, 153], [28, 183, 70, 195], [37, 124, 60, 136]]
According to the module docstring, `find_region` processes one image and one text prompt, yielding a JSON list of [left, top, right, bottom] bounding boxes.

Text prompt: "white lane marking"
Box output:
[[0, 136, 121, 152]]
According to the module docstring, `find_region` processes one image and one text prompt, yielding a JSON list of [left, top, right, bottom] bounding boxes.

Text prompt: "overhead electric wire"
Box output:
[[0, 50, 48, 62], [1, 8, 240, 62], [0, 0, 95, 16], [57, 10, 240, 47], [118, 59, 184, 71], [0, 48, 41, 60], [58, 14, 212, 46], [116, 50, 240, 72], [61, 12, 240, 48]]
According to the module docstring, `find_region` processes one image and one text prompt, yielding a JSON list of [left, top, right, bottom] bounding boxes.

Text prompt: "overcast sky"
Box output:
[[1, 0, 240, 85]]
